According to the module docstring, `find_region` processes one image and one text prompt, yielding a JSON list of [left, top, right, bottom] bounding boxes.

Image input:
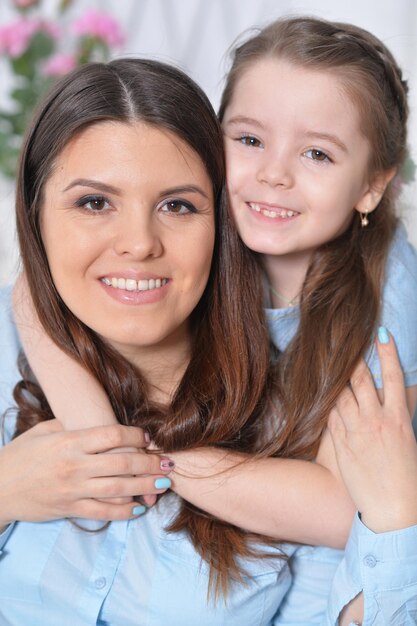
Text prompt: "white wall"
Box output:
[[1, 0, 416, 285]]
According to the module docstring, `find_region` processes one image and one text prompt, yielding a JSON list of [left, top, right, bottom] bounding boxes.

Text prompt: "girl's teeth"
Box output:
[[102, 277, 167, 292], [249, 203, 298, 219]]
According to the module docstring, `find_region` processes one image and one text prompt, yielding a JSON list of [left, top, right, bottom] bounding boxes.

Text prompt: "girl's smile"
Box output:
[[247, 201, 300, 220]]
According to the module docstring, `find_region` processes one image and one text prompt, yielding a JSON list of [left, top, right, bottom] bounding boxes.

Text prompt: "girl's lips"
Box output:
[[248, 202, 300, 219]]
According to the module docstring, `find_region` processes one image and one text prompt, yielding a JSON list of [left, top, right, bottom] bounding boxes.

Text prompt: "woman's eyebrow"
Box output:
[[63, 180, 210, 200], [62, 179, 121, 195], [158, 185, 210, 200]]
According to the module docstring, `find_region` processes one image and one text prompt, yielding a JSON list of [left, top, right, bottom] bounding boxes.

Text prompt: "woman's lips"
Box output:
[[99, 275, 170, 305]]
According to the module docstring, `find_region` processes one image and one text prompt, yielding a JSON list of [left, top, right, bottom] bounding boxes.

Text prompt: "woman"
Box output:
[[1, 57, 417, 625]]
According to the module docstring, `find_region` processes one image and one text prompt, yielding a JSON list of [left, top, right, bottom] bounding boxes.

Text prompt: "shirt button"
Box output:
[[363, 554, 377, 568], [94, 577, 107, 589]]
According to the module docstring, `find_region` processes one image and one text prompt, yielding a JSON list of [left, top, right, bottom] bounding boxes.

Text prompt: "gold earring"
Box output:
[[360, 210, 369, 227]]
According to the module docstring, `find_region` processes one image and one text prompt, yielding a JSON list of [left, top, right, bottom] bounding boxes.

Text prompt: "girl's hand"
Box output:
[[0, 421, 172, 527], [328, 329, 417, 533]]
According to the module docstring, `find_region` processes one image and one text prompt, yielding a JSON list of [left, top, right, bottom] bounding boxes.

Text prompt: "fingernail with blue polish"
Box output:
[[155, 477, 171, 490], [378, 326, 390, 344], [132, 504, 146, 516]]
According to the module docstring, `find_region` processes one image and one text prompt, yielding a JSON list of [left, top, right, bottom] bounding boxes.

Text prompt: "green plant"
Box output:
[[0, 0, 124, 178]]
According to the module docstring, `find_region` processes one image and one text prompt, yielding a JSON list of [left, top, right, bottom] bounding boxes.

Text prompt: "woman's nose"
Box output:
[[113, 210, 163, 259]]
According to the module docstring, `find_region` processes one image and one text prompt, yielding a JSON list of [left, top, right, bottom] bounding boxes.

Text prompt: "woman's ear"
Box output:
[[355, 167, 397, 216]]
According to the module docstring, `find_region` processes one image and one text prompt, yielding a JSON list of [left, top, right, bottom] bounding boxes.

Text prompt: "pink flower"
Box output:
[[72, 10, 124, 47], [13, 0, 40, 8], [0, 18, 58, 58], [42, 52, 76, 77]]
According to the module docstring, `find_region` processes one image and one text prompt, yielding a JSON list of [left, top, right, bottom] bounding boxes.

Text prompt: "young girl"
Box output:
[[12, 16, 417, 624]]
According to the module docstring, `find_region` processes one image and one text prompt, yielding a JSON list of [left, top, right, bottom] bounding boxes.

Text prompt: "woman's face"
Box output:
[[41, 121, 215, 364]]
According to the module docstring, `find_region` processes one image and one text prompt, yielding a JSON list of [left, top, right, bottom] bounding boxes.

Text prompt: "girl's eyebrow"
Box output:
[[303, 131, 348, 153], [224, 115, 265, 129]]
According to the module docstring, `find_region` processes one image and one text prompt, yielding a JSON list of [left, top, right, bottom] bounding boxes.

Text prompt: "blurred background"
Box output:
[[1, 0, 417, 286]]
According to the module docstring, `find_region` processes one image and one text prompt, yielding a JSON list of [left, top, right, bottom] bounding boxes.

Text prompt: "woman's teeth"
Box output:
[[249, 203, 298, 218], [101, 277, 167, 291]]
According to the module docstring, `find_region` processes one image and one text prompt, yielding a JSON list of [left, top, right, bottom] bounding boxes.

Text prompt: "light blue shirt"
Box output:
[[265, 222, 417, 390], [1, 227, 417, 626]]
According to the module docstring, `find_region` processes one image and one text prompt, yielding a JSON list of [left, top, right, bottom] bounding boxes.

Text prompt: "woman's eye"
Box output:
[[239, 135, 262, 148], [304, 149, 330, 162], [76, 195, 111, 212], [161, 200, 196, 215]]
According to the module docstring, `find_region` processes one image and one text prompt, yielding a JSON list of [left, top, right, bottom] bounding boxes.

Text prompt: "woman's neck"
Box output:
[[110, 325, 191, 404], [263, 251, 313, 309]]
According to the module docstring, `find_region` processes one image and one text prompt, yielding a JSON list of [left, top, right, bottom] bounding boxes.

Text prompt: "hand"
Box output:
[[0, 421, 172, 526], [328, 331, 417, 532]]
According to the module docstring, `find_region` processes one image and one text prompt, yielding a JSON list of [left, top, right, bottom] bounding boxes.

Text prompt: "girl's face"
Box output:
[[41, 121, 215, 365], [222, 58, 385, 264]]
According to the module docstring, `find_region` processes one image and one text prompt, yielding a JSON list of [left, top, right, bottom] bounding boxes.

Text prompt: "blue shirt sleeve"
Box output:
[[366, 223, 417, 388], [273, 515, 417, 625], [0, 522, 16, 555]]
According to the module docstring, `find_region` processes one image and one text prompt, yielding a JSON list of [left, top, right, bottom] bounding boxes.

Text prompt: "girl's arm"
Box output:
[[13, 274, 114, 429], [169, 442, 354, 548], [13, 275, 356, 547]]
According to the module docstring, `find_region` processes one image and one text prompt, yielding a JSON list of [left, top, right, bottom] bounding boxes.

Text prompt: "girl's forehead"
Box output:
[[226, 58, 361, 124]]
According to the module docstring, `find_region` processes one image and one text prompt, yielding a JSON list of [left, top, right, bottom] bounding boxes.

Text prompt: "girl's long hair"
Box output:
[[13, 59, 275, 595], [219, 16, 409, 459]]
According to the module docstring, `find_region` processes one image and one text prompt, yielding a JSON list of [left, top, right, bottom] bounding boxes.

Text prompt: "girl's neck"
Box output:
[[263, 251, 313, 309]]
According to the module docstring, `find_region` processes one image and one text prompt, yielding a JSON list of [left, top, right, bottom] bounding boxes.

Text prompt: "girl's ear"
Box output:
[[355, 167, 397, 216]]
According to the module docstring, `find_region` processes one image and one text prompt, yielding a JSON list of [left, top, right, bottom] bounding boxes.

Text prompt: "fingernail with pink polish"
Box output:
[[160, 457, 175, 471], [144, 431, 151, 444]]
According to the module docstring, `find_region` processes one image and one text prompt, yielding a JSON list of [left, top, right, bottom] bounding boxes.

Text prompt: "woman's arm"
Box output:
[[272, 331, 417, 626], [328, 330, 417, 626], [0, 420, 164, 532]]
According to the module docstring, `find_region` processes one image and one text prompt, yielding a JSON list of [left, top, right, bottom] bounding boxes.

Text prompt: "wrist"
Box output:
[[361, 506, 417, 533]]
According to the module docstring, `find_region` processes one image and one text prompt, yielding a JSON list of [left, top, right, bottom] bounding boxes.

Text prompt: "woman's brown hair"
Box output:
[[219, 16, 409, 459], [13, 59, 273, 595]]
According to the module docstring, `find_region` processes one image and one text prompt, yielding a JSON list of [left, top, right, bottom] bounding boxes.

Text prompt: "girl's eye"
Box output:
[[160, 200, 196, 215], [76, 195, 111, 212], [239, 135, 262, 148], [304, 149, 330, 162]]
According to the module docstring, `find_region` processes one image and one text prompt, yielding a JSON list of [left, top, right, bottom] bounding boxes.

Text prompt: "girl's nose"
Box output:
[[256, 152, 294, 188]]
